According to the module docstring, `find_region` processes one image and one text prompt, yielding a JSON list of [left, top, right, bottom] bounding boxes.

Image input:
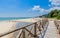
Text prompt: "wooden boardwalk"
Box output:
[[44, 21, 60, 38]]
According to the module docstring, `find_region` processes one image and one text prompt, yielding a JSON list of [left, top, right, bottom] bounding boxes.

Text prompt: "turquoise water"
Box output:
[[0, 17, 31, 21]]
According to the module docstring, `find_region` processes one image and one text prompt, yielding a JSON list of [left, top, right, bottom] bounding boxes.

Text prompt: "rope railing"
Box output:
[[0, 18, 48, 38]]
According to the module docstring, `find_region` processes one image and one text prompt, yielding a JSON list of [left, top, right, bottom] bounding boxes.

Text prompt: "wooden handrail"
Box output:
[[54, 20, 60, 34], [0, 18, 48, 38]]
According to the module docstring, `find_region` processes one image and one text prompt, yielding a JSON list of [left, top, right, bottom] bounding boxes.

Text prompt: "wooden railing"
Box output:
[[0, 18, 48, 38], [54, 20, 60, 34]]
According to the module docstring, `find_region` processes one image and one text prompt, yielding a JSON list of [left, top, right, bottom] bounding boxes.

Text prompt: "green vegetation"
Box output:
[[45, 9, 60, 19]]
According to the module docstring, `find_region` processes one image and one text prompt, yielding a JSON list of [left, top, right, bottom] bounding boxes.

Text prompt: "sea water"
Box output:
[[0, 17, 31, 21]]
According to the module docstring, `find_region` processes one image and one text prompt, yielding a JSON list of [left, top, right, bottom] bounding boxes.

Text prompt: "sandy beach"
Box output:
[[0, 18, 41, 38]]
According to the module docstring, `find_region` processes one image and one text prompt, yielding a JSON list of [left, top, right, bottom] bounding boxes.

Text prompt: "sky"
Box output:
[[0, 0, 60, 17]]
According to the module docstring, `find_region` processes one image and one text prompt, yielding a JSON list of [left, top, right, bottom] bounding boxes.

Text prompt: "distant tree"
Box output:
[[56, 12, 60, 19], [45, 9, 60, 19]]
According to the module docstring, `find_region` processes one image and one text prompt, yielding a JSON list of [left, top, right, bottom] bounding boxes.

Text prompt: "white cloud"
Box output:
[[27, 0, 60, 17], [28, 0, 60, 15], [40, 8, 47, 12], [32, 6, 40, 10], [48, 0, 60, 12], [30, 0, 60, 15], [49, 7, 60, 12], [49, 0, 60, 6], [31, 5, 60, 14], [32, 5, 48, 13]]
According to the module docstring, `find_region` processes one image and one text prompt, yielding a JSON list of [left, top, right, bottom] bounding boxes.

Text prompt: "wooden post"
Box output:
[[34, 23, 37, 38], [39, 22, 41, 31], [22, 28, 25, 38], [42, 21, 44, 29]]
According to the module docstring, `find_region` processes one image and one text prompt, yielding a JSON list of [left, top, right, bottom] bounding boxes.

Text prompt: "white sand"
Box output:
[[0, 21, 16, 38], [0, 18, 41, 38]]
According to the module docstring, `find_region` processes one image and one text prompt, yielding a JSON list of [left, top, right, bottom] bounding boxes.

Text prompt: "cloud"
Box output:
[[49, 0, 60, 6], [32, 5, 48, 13], [49, 7, 60, 12], [32, 6, 40, 10], [29, 0, 60, 16], [49, 0, 60, 11], [31, 5, 60, 14]]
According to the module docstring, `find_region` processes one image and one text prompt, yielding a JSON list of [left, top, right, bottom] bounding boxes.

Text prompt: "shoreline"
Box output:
[[0, 17, 41, 38]]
